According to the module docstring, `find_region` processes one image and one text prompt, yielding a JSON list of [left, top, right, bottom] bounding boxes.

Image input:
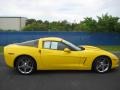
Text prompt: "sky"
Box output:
[[0, 0, 120, 22]]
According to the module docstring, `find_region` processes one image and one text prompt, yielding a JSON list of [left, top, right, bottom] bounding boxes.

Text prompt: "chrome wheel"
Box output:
[[93, 56, 111, 73], [16, 56, 35, 74]]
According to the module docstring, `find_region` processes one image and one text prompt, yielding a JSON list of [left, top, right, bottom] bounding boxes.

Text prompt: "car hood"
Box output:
[[80, 45, 102, 50], [80, 45, 119, 59]]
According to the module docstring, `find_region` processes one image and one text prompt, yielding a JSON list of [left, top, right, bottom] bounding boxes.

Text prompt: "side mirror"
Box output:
[[64, 48, 71, 53]]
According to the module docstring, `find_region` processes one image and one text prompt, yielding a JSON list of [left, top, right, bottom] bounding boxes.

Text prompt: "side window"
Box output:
[[44, 41, 51, 49], [43, 41, 58, 49], [58, 42, 76, 51], [16, 39, 38, 48], [58, 42, 68, 50], [43, 41, 74, 51], [51, 42, 58, 49]]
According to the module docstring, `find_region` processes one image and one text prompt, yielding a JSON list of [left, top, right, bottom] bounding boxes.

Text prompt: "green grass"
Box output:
[[96, 45, 120, 52], [0, 46, 3, 53]]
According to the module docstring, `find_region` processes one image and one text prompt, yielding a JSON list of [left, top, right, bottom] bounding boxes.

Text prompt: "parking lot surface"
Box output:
[[0, 54, 120, 90]]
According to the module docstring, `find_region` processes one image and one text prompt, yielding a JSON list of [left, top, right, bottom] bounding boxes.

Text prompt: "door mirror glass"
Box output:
[[64, 48, 71, 53]]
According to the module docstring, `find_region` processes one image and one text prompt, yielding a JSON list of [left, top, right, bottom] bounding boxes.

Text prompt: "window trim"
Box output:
[[42, 40, 78, 51], [16, 39, 39, 48], [43, 41, 51, 49], [43, 40, 59, 50]]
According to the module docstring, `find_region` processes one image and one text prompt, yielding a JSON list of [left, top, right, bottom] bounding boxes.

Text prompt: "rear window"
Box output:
[[16, 39, 38, 48]]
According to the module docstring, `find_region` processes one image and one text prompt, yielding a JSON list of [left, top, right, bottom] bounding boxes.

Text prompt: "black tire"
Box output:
[[15, 56, 36, 75], [92, 56, 111, 73]]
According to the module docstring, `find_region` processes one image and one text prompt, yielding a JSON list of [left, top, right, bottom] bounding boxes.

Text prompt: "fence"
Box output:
[[0, 31, 120, 46]]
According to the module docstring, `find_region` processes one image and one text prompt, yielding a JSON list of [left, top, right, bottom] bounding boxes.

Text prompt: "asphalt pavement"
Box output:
[[0, 53, 120, 90]]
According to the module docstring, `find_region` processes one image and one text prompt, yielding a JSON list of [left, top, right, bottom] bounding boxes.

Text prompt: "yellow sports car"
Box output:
[[4, 37, 119, 75]]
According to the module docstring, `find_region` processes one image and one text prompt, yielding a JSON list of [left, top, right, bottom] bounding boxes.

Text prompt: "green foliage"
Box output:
[[26, 19, 36, 25], [76, 17, 97, 32], [97, 14, 119, 32], [97, 45, 120, 52], [115, 22, 120, 32], [0, 29, 18, 32], [23, 14, 120, 32], [23, 22, 49, 31], [0, 46, 3, 53]]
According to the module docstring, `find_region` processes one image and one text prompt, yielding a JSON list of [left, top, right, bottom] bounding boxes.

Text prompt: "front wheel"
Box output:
[[15, 56, 36, 75], [92, 56, 111, 73]]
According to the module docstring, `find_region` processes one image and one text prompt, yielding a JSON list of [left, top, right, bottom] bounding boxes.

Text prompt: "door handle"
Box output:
[[39, 50, 41, 53]]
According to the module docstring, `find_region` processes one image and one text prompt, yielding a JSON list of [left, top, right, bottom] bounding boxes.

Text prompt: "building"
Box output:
[[0, 17, 27, 31]]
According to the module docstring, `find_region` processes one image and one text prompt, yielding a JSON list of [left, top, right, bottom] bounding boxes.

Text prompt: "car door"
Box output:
[[41, 40, 86, 69]]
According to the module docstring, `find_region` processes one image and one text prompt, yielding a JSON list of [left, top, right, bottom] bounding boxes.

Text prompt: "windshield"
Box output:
[[63, 40, 81, 51]]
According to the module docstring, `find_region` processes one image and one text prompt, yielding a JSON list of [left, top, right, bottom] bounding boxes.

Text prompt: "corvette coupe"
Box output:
[[4, 37, 119, 75]]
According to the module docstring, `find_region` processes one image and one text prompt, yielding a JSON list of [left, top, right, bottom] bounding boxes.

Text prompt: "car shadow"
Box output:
[[3, 67, 120, 77], [35, 70, 93, 74], [32, 68, 120, 75]]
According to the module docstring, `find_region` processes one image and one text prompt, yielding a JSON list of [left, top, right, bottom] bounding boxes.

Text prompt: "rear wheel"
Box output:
[[93, 56, 111, 73], [15, 56, 36, 75]]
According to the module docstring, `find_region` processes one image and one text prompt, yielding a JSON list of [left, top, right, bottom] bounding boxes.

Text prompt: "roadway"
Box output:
[[0, 53, 120, 90]]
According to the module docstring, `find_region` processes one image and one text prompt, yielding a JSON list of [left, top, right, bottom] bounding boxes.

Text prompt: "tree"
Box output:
[[23, 22, 48, 31], [37, 20, 43, 23], [23, 14, 120, 32], [26, 19, 36, 25], [115, 22, 120, 32], [97, 14, 119, 32], [74, 17, 97, 31]]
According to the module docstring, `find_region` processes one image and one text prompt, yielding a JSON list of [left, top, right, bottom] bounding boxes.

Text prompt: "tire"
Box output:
[[92, 56, 111, 73], [15, 56, 36, 75]]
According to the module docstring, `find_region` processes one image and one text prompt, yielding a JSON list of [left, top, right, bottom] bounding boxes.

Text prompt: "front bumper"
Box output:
[[112, 59, 120, 69]]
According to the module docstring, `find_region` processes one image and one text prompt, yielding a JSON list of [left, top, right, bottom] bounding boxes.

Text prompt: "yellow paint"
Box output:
[[4, 37, 119, 70]]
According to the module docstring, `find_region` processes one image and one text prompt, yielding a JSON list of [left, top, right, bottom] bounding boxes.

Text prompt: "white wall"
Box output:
[[20, 17, 27, 30], [0, 17, 27, 31]]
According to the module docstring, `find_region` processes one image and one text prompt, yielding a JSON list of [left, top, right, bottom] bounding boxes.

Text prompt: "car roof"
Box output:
[[40, 37, 63, 41]]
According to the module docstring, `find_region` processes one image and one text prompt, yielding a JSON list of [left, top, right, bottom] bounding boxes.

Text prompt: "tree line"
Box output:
[[23, 14, 120, 32]]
